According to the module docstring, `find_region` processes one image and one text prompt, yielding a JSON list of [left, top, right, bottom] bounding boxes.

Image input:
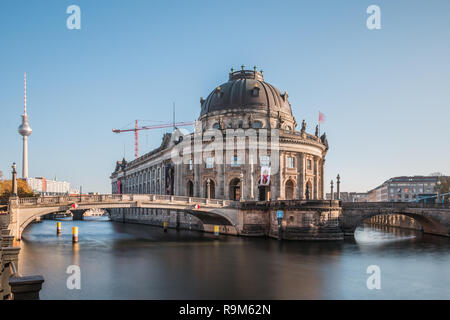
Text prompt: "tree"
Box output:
[[434, 176, 450, 203], [0, 179, 34, 204]]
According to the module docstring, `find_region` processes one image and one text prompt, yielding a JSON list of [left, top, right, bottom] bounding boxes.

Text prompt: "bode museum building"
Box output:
[[109, 67, 332, 234]]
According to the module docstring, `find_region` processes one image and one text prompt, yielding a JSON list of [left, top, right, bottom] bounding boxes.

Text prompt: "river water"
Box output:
[[18, 218, 450, 300]]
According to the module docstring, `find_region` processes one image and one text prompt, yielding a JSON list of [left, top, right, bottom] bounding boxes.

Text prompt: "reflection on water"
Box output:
[[18, 219, 450, 300]]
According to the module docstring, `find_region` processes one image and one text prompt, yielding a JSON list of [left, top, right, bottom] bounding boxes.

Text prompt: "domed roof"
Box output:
[[200, 68, 293, 117]]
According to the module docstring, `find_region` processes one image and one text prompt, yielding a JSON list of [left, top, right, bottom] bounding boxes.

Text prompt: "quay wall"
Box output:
[[110, 200, 343, 240]]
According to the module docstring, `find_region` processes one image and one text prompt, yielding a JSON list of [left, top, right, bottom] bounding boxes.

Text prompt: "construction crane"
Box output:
[[113, 119, 194, 159]]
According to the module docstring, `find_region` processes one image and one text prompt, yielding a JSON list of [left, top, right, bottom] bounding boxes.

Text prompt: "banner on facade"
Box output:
[[260, 166, 271, 186]]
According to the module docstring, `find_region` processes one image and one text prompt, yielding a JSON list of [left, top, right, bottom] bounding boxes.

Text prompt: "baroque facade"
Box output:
[[110, 68, 329, 202]]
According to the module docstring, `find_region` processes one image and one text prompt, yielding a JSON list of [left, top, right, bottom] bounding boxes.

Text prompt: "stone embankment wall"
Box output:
[[1, 218, 19, 299], [238, 200, 343, 240], [109, 208, 238, 235], [110, 200, 342, 240]]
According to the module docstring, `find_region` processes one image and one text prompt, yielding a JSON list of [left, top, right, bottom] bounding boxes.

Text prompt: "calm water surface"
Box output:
[[18, 218, 450, 299]]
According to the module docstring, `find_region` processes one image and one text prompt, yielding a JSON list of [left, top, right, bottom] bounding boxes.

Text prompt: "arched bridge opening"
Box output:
[[341, 203, 450, 238], [12, 194, 239, 240]]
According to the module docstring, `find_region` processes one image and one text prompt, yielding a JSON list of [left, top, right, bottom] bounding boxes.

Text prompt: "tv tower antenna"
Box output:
[[18, 72, 32, 178]]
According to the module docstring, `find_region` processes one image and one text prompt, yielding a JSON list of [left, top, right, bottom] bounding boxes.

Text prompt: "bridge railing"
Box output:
[[17, 194, 238, 207], [342, 201, 450, 209]]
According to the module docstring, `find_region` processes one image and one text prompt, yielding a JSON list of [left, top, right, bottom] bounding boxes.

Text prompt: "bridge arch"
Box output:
[[342, 204, 450, 238], [12, 195, 239, 240]]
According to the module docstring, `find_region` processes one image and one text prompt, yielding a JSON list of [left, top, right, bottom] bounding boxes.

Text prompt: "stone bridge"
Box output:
[[4, 195, 450, 241], [7, 194, 239, 240], [341, 202, 450, 237]]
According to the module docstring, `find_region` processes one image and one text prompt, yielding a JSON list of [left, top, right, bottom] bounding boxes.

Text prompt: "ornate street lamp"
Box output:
[[330, 180, 334, 200], [436, 180, 441, 204], [11, 163, 18, 197]]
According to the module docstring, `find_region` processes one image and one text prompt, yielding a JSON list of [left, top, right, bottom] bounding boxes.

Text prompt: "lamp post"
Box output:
[[336, 174, 341, 200], [436, 180, 441, 204], [330, 180, 334, 200], [11, 163, 18, 197]]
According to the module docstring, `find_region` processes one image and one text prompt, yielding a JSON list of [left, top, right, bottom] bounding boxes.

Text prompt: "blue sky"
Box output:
[[0, 0, 449, 193]]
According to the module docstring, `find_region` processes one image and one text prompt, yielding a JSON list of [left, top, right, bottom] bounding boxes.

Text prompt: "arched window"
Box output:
[[212, 123, 220, 129], [285, 180, 294, 200]]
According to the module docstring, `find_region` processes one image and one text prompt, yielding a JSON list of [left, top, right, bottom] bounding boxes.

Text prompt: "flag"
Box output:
[[72, 203, 78, 209], [319, 111, 326, 123]]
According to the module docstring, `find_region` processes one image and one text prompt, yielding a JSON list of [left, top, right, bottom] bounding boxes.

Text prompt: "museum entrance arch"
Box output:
[[257, 178, 270, 201], [187, 180, 194, 197], [285, 180, 294, 200], [229, 178, 241, 201]]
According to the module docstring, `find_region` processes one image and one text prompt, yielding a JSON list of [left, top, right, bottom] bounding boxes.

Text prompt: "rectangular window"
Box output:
[[287, 156, 295, 168], [189, 159, 193, 170], [205, 157, 214, 169], [230, 155, 241, 167], [307, 159, 312, 170], [259, 155, 270, 167]]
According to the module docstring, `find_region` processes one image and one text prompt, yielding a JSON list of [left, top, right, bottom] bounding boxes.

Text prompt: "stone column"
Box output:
[[297, 153, 304, 199], [313, 157, 319, 200], [250, 163, 254, 200], [194, 163, 200, 197], [217, 157, 224, 199], [271, 153, 282, 200], [239, 172, 245, 201], [178, 163, 184, 196], [206, 179, 211, 199], [320, 159, 325, 200]]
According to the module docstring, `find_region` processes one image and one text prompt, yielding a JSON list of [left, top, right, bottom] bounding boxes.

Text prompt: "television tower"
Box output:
[[18, 72, 32, 179]]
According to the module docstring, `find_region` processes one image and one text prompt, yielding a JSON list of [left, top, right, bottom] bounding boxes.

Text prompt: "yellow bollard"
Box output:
[[163, 221, 167, 232], [57, 222, 61, 235], [214, 225, 220, 236], [72, 227, 79, 243]]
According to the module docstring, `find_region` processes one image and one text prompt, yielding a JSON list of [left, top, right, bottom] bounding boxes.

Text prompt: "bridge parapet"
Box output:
[[342, 201, 450, 209], [341, 201, 450, 237], [17, 194, 238, 209]]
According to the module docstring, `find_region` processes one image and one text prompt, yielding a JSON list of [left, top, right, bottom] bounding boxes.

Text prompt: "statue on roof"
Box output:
[[320, 132, 328, 149], [301, 120, 306, 133]]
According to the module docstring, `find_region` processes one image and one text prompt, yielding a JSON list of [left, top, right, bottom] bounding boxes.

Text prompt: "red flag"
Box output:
[[319, 111, 325, 123], [72, 203, 78, 209]]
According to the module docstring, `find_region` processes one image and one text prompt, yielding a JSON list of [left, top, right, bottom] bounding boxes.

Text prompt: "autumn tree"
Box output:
[[0, 179, 34, 204], [434, 176, 450, 203]]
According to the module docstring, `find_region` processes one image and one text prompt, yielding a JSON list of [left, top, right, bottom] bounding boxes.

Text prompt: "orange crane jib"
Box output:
[[112, 120, 194, 159]]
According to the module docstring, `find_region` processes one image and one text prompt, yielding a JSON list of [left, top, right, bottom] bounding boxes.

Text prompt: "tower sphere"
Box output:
[[18, 116, 32, 136]]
